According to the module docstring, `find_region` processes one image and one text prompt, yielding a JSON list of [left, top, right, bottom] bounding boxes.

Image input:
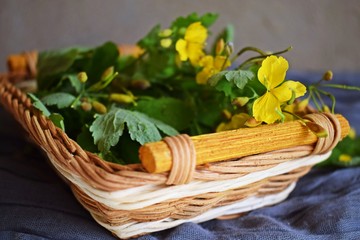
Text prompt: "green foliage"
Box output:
[[28, 93, 51, 117], [41, 93, 76, 108], [317, 136, 360, 168], [135, 97, 193, 131], [85, 42, 119, 85], [171, 12, 218, 29], [89, 107, 178, 153], [37, 48, 79, 90], [208, 70, 256, 98], [30, 12, 358, 167]]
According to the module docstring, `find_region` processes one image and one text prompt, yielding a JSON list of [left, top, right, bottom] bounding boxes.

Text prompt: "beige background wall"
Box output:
[[1, 0, 359, 72]]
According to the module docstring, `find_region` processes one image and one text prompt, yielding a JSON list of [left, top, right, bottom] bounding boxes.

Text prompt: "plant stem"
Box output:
[[321, 84, 360, 91], [236, 46, 293, 69]]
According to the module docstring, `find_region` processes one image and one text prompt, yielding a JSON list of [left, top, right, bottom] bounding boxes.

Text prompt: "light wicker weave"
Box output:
[[0, 57, 349, 238]]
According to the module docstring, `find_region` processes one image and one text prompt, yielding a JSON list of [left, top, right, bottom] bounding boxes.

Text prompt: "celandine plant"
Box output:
[[29, 13, 360, 166]]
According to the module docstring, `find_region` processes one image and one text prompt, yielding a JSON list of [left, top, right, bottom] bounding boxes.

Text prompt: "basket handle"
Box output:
[[139, 113, 349, 175]]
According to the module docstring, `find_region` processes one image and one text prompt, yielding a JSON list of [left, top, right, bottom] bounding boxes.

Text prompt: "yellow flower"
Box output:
[[175, 22, 207, 66], [216, 113, 251, 132], [253, 56, 306, 124], [196, 55, 231, 84], [339, 154, 352, 163]]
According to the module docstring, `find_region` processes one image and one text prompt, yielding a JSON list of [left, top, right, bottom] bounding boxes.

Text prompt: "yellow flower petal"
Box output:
[[258, 56, 289, 90], [196, 67, 213, 84], [216, 113, 251, 132], [175, 39, 188, 61], [187, 42, 205, 65], [214, 55, 231, 71], [282, 80, 307, 98], [199, 55, 214, 68], [253, 92, 282, 123], [185, 22, 207, 43], [271, 80, 306, 103]]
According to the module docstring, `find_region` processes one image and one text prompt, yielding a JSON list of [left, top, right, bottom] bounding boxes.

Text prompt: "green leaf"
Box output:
[[27, 93, 51, 117], [90, 107, 179, 152], [41, 92, 76, 109], [225, 70, 254, 89], [135, 97, 193, 131], [86, 42, 119, 84], [76, 125, 98, 152], [171, 12, 218, 29], [65, 74, 82, 93], [137, 25, 161, 50], [49, 113, 65, 131], [209, 70, 255, 98], [37, 48, 79, 90]]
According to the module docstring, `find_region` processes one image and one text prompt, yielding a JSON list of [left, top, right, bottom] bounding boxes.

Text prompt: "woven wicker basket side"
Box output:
[[0, 73, 349, 239]]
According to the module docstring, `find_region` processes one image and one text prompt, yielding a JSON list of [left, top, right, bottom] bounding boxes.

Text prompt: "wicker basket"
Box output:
[[0, 54, 350, 239]]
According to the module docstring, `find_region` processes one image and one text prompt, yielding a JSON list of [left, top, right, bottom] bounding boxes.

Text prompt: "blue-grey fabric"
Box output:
[[0, 72, 359, 240]]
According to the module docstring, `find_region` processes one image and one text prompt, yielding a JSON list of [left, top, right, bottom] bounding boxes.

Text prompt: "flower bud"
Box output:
[[159, 29, 172, 37], [221, 109, 232, 120], [232, 97, 249, 107], [131, 79, 151, 90], [109, 93, 135, 104], [216, 38, 225, 55], [160, 38, 172, 48], [322, 105, 331, 113], [323, 70, 333, 81], [92, 101, 107, 114], [101, 66, 114, 81], [77, 72, 88, 83], [225, 42, 234, 56], [81, 101, 92, 112]]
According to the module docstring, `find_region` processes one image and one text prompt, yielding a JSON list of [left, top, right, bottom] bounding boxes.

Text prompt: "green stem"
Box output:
[[309, 89, 322, 111], [313, 88, 326, 108], [317, 89, 336, 113], [321, 84, 360, 91], [236, 46, 293, 69], [231, 46, 267, 62]]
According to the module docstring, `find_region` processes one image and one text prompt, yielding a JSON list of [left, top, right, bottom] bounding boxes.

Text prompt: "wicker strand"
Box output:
[[164, 134, 196, 185], [304, 113, 341, 154]]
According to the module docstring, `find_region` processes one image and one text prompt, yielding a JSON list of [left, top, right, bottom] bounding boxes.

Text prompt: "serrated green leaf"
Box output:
[[90, 108, 179, 152], [28, 93, 51, 117], [135, 97, 193, 131], [37, 48, 79, 90], [41, 92, 76, 109], [86, 42, 119, 84], [90, 109, 125, 152], [225, 70, 254, 89]]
